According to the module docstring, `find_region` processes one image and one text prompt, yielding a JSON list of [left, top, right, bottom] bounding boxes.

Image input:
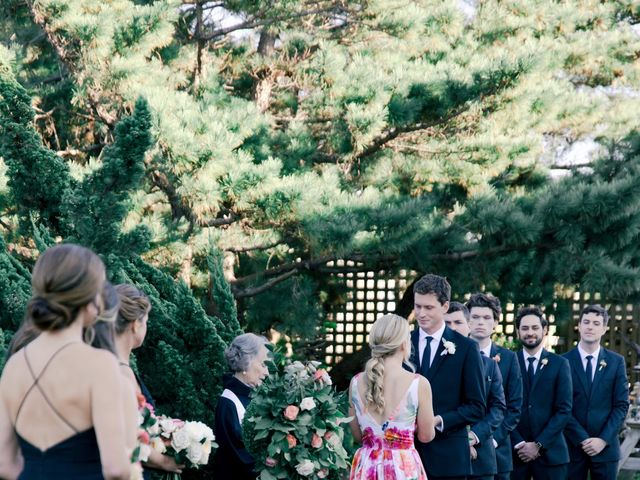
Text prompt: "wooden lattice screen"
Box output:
[[325, 270, 636, 381]]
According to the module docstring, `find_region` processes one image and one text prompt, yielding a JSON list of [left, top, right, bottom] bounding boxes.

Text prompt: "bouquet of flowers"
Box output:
[[243, 361, 351, 480], [129, 394, 159, 480], [153, 415, 217, 480]]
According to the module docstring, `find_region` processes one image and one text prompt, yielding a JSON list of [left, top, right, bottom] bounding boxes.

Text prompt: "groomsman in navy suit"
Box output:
[[511, 306, 572, 480], [409, 274, 486, 480], [444, 302, 506, 480], [464, 293, 523, 480], [563, 304, 629, 480]]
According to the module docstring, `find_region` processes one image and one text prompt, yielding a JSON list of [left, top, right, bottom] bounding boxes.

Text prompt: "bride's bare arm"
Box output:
[[416, 377, 435, 443]]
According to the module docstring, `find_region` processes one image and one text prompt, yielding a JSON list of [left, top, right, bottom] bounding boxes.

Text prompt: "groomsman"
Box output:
[[464, 293, 523, 480], [563, 304, 629, 480], [445, 302, 506, 480], [511, 306, 572, 480], [409, 274, 486, 480]]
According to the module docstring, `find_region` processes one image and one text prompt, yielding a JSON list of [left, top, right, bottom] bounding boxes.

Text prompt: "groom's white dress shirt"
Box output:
[[577, 344, 600, 381], [418, 322, 446, 368]]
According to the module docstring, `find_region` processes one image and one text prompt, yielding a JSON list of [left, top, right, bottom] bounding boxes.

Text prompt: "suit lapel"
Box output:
[[490, 342, 499, 359], [569, 348, 590, 396], [426, 327, 450, 380], [590, 348, 608, 393], [517, 350, 530, 395], [410, 328, 420, 370], [530, 349, 549, 393]]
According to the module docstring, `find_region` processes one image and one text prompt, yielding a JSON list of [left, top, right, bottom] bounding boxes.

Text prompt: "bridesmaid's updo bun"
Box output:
[[28, 244, 106, 332], [114, 284, 150, 335]]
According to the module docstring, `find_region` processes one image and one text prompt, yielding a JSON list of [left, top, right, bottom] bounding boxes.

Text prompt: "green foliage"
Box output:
[[63, 97, 153, 255], [0, 58, 71, 233], [2, 0, 640, 381]]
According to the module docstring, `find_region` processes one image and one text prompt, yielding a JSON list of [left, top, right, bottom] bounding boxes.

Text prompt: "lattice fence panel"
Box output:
[[325, 264, 413, 366]]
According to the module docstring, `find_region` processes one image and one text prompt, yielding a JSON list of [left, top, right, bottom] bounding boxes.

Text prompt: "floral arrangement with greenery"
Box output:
[[243, 361, 351, 480]]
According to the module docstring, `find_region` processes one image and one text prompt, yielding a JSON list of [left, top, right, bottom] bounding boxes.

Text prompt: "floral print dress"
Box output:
[[349, 373, 428, 480]]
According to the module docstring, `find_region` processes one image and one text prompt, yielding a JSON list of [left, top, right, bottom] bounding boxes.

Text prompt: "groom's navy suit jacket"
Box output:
[[489, 343, 522, 474], [563, 347, 629, 463], [409, 326, 486, 477], [470, 355, 506, 476], [512, 349, 572, 467]]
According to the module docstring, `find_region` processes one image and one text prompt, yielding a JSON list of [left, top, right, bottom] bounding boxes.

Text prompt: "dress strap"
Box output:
[[14, 342, 80, 433]]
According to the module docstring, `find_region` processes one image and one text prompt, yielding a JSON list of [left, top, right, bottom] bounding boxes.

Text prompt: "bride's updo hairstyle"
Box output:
[[364, 314, 411, 414], [27, 244, 106, 332]]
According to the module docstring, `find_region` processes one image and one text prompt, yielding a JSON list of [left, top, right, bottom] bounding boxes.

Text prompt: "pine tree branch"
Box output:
[[196, 6, 340, 41], [232, 269, 297, 298], [224, 239, 286, 253], [199, 214, 238, 227], [26, 0, 118, 127]]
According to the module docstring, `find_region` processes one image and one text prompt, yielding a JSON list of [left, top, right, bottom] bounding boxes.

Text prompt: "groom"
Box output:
[[409, 274, 486, 480]]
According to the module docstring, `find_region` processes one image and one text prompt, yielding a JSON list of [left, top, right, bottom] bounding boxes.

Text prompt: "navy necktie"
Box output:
[[527, 357, 536, 386], [585, 355, 594, 387], [421, 336, 433, 375]]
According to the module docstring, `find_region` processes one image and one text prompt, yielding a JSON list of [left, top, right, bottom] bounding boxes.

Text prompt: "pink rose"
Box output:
[[317, 468, 329, 478], [137, 430, 150, 444], [287, 434, 298, 448], [324, 431, 340, 447], [284, 405, 300, 421], [311, 433, 323, 449], [265, 457, 278, 467]]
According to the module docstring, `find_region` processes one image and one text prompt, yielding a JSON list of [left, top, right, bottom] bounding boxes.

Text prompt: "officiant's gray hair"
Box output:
[[225, 333, 269, 373]]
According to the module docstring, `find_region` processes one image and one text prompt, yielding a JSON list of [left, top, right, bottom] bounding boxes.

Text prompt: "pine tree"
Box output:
[[2, 0, 640, 353]]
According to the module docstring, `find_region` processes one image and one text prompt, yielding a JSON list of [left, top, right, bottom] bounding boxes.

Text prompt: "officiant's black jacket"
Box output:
[[512, 349, 572, 467], [212, 374, 257, 480], [409, 326, 486, 478], [563, 347, 628, 464]]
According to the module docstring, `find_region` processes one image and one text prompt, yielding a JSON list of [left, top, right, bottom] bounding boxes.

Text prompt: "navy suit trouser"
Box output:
[[494, 473, 510, 480], [510, 461, 567, 480], [568, 456, 617, 480]]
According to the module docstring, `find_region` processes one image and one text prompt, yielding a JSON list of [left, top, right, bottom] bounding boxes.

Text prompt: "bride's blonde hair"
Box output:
[[364, 313, 411, 414]]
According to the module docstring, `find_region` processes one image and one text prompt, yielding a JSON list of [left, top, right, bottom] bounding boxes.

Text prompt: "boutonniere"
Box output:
[[493, 354, 501, 363], [599, 360, 607, 371], [441, 340, 456, 356], [540, 358, 549, 369]]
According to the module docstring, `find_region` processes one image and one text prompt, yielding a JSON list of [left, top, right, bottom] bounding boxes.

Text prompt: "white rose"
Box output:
[[160, 418, 178, 437], [138, 443, 152, 462], [171, 428, 191, 452], [300, 397, 316, 411], [186, 442, 204, 465], [295, 459, 315, 476], [150, 436, 166, 454], [148, 422, 160, 437]]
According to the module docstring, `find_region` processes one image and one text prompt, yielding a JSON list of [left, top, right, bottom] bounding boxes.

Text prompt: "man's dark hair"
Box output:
[[413, 274, 451, 305], [466, 293, 502, 321], [447, 301, 470, 321], [515, 306, 548, 329], [580, 304, 610, 326]]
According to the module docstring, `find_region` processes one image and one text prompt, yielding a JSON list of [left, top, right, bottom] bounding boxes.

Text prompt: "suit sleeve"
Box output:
[[493, 353, 522, 446], [535, 358, 573, 448], [597, 356, 629, 445], [471, 361, 506, 444], [440, 341, 486, 432], [214, 398, 255, 473]]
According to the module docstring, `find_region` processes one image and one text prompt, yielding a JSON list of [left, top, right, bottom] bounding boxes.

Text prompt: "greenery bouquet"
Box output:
[[243, 361, 351, 480]]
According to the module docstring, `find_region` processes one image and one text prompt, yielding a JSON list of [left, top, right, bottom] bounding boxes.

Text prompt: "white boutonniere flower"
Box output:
[[441, 340, 456, 356], [493, 353, 501, 363], [540, 358, 549, 370], [599, 360, 607, 371]]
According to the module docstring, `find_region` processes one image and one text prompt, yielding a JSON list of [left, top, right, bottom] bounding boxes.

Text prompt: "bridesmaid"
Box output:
[[0, 244, 134, 479], [113, 283, 182, 475]]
